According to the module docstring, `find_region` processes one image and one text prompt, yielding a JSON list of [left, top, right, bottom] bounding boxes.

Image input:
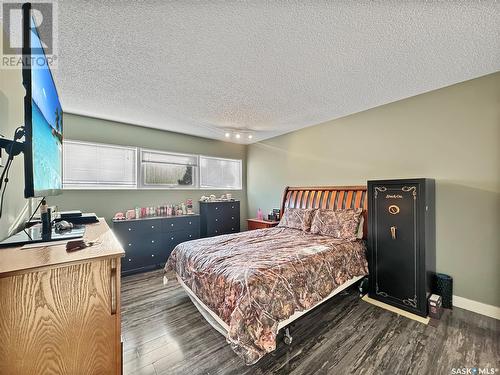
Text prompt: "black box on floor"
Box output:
[[428, 294, 443, 319]]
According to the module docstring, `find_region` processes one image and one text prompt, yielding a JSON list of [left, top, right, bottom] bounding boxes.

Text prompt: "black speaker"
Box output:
[[435, 273, 453, 309]]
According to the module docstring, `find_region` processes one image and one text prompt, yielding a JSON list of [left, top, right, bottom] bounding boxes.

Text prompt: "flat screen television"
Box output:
[[22, 2, 63, 198], [0, 3, 78, 247]]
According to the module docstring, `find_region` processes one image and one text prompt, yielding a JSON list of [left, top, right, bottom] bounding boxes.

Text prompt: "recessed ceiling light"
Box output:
[[235, 133, 241, 139], [224, 132, 231, 138], [247, 134, 253, 139]]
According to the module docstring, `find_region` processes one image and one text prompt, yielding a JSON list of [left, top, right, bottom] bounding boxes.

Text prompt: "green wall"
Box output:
[[247, 72, 500, 307], [51, 114, 247, 229]]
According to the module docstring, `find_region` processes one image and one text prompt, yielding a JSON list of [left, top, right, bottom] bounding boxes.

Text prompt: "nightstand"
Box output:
[[247, 218, 280, 230]]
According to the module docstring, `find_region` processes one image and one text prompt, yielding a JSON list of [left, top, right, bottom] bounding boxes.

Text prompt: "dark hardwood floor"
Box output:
[[122, 270, 499, 375]]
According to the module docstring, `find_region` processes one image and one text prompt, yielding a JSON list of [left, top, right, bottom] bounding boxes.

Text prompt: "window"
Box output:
[[63, 140, 243, 191], [63, 140, 137, 189], [140, 149, 198, 188], [200, 156, 242, 189]]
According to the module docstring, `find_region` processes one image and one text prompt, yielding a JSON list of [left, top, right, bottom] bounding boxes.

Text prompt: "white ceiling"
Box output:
[[55, 1, 500, 144]]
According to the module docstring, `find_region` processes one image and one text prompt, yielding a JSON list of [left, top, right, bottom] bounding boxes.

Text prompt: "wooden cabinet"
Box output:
[[200, 201, 240, 237], [113, 215, 200, 275], [247, 218, 279, 230], [367, 179, 435, 317], [0, 219, 124, 375]]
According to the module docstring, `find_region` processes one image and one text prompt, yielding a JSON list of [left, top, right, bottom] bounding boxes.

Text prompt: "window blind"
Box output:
[[141, 150, 198, 166], [63, 140, 137, 189], [200, 156, 242, 189]]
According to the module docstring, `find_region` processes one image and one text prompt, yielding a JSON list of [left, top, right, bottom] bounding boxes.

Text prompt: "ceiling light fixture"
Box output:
[[221, 128, 254, 141]]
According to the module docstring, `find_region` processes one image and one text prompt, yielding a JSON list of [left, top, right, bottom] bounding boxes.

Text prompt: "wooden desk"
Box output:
[[247, 218, 280, 230], [0, 219, 124, 375]]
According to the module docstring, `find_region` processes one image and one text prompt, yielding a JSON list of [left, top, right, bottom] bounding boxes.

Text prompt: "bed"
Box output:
[[165, 186, 369, 365]]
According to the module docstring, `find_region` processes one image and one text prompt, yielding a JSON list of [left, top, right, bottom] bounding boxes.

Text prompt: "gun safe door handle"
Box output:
[[390, 226, 397, 240]]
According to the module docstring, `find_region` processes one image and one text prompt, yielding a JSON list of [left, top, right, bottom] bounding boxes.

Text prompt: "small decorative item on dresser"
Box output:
[[428, 294, 443, 320], [186, 199, 193, 214], [247, 218, 280, 231], [125, 209, 135, 220]]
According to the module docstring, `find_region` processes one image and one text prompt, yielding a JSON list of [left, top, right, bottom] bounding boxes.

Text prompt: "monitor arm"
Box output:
[[0, 127, 26, 158]]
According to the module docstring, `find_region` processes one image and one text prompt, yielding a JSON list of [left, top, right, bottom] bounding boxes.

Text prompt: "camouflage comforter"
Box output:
[[165, 227, 368, 365]]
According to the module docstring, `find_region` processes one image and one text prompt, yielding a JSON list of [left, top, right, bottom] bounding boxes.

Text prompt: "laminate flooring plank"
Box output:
[[121, 269, 500, 375]]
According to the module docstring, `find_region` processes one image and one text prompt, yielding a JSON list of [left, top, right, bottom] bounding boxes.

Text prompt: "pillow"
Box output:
[[277, 208, 316, 231], [310, 208, 363, 241]]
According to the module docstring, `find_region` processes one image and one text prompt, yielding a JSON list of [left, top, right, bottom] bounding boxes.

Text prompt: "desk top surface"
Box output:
[[0, 219, 124, 278]]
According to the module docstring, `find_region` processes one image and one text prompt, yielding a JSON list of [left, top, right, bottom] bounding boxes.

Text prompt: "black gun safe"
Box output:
[[367, 179, 435, 317]]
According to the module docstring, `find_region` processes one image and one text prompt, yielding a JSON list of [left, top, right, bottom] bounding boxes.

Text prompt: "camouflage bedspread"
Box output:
[[165, 227, 368, 365]]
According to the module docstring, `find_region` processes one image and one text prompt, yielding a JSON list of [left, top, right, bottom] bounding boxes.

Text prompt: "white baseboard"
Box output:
[[453, 295, 500, 320]]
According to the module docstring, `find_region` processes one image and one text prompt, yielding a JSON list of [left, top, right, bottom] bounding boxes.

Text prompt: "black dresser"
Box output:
[[200, 200, 240, 237], [113, 215, 200, 275], [367, 179, 435, 317]]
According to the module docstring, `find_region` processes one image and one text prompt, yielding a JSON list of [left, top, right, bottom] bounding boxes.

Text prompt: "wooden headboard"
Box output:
[[281, 185, 368, 239]]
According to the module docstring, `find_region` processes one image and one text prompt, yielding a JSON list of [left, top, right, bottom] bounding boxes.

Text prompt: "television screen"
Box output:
[[23, 5, 63, 198]]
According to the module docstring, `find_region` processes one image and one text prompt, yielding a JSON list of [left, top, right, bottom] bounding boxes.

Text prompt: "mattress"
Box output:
[[165, 227, 368, 365]]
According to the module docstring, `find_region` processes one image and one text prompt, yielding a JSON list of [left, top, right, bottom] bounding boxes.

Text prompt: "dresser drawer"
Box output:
[[113, 220, 161, 242], [165, 229, 199, 248], [122, 234, 163, 272], [205, 223, 238, 237], [221, 202, 239, 215], [115, 219, 162, 233], [122, 252, 149, 272], [162, 216, 200, 232]]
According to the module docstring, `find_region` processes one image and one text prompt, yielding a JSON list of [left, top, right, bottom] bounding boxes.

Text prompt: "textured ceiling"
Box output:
[[54, 1, 499, 143]]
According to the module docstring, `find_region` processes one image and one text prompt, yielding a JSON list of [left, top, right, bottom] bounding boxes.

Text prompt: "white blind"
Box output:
[[141, 150, 198, 166], [200, 156, 242, 189], [63, 140, 137, 189]]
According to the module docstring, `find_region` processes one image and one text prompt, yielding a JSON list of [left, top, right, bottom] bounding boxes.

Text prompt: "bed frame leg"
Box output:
[[283, 327, 293, 345]]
